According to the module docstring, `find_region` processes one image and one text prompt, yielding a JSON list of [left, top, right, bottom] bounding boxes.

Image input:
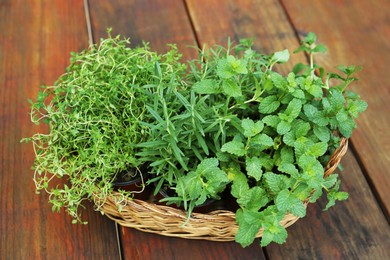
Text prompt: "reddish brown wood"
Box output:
[[0, 1, 120, 258], [281, 0, 390, 217], [89, 0, 198, 61], [266, 151, 390, 259], [182, 0, 390, 257], [89, 0, 266, 257], [186, 0, 307, 73], [119, 228, 263, 259]]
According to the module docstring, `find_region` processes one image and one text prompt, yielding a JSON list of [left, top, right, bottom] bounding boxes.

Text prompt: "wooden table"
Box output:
[[1, 0, 390, 259]]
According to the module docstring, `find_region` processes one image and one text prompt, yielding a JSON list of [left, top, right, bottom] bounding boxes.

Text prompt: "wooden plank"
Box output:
[[186, 0, 307, 72], [184, 0, 390, 257], [118, 228, 262, 259], [0, 1, 120, 258], [281, 0, 390, 217], [266, 151, 390, 259], [88, 0, 266, 258], [89, 0, 198, 61]]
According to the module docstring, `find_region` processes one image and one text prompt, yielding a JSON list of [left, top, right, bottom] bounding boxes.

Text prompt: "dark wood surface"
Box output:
[[2, 0, 389, 259]]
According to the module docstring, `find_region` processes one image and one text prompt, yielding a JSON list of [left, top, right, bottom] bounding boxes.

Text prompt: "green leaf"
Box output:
[[307, 84, 323, 98], [276, 189, 306, 218], [336, 110, 349, 122], [325, 191, 349, 210], [347, 100, 368, 118], [222, 79, 242, 97], [312, 111, 329, 126], [329, 89, 346, 111], [323, 174, 338, 189], [259, 95, 280, 114], [272, 49, 290, 63], [312, 44, 327, 53], [277, 120, 291, 135], [235, 209, 262, 247], [238, 187, 268, 210], [262, 115, 280, 128], [271, 73, 287, 89], [242, 118, 264, 137], [246, 156, 263, 181], [231, 171, 250, 199], [221, 139, 246, 156], [264, 172, 290, 193], [217, 59, 234, 79], [313, 125, 330, 142], [293, 121, 311, 138], [282, 131, 295, 146], [284, 98, 302, 120], [192, 79, 220, 94], [261, 222, 288, 246], [278, 163, 298, 176], [338, 117, 356, 138], [303, 104, 318, 119], [251, 133, 274, 147], [307, 142, 328, 157]]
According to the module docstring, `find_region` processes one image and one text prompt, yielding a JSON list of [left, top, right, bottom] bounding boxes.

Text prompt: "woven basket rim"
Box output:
[[97, 137, 348, 241]]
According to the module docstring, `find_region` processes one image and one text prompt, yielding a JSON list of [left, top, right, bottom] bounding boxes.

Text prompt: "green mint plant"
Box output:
[[22, 30, 187, 223], [138, 33, 367, 247]]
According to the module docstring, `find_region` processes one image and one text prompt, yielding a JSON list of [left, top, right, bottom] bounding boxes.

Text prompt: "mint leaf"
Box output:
[[277, 120, 291, 135], [336, 110, 349, 123], [271, 72, 287, 89], [325, 191, 349, 210], [307, 142, 328, 157], [338, 117, 356, 138], [217, 59, 234, 79], [313, 125, 330, 142], [261, 221, 288, 246], [222, 79, 242, 97], [307, 84, 323, 98], [246, 156, 263, 181], [272, 49, 290, 63], [293, 121, 311, 138], [284, 98, 302, 121], [264, 172, 290, 193], [221, 139, 246, 156], [312, 111, 329, 126], [251, 133, 274, 147], [347, 99, 368, 118], [259, 95, 280, 114], [238, 187, 268, 211], [278, 163, 298, 176], [235, 209, 262, 247], [282, 131, 295, 146], [192, 79, 220, 94], [329, 89, 346, 111], [262, 115, 280, 128], [303, 104, 318, 119], [217, 55, 248, 79], [276, 189, 306, 218], [242, 118, 264, 137], [231, 171, 250, 198]]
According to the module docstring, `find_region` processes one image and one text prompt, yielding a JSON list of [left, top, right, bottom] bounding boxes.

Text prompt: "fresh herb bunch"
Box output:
[[138, 33, 367, 246], [22, 31, 187, 223]]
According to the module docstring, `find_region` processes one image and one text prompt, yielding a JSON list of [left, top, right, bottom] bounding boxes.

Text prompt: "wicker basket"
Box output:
[[98, 138, 348, 241]]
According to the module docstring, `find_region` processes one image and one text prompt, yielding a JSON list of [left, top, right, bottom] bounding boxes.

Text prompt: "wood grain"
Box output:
[[281, 0, 390, 218], [266, 151, 390, 259], [186, 0, 307, 73], [88, 0, 265, 258], [89, 0, 198, 61], [180, 0, 390, 257], [0, 1, 120, 258]]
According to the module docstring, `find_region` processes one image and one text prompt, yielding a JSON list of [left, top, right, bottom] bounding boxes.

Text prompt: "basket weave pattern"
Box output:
[[99, 138, 348, 241]]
